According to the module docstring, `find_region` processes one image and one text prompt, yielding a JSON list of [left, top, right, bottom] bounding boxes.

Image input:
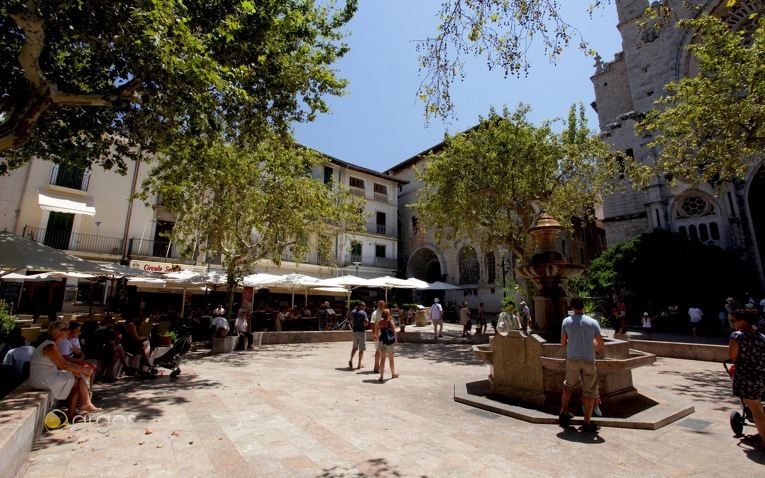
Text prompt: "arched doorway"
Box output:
[[748, 165, 765, 289], [408, 248, 442, 283]]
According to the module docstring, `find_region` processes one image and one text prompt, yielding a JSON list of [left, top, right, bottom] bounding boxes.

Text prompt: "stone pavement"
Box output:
[[16, 326, 765, 478]]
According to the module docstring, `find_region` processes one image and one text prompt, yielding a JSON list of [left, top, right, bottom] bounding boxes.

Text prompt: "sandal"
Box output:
[[378, 377, 384, 382], [78, 406, 103, 414], [392, 374, 399, 379]]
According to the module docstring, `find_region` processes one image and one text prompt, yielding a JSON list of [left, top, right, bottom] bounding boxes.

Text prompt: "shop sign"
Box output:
[[129, 260, 206, 274]]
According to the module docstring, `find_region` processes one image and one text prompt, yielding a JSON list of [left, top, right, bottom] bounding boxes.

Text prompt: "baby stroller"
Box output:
[[151, 334, 192, 378], [724, 360, 765, 436]]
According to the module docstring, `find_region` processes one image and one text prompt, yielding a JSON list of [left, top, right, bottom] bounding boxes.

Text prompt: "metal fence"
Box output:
[[23, 226, 123, 255]]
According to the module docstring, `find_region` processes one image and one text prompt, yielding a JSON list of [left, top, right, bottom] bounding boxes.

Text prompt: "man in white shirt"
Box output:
[[431, 298, 443, 340], [234, 311, 254, 350], [370, 300, 385, 373], [211, 315, 230, 338], [213, 304, 226, 316], [688, 306, 703, 337]]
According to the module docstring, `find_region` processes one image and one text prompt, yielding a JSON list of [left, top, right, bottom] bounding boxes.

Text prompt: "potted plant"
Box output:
[[0, 301, 17, 344], [159, 330, 177, 346]]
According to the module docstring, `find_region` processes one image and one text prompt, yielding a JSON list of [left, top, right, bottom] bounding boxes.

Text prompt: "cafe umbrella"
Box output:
[[250, 273, 323, 308], [0, 231, 102, 276]]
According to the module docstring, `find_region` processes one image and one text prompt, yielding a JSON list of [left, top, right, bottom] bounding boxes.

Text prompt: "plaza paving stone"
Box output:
[[16, 325, 765, 477]]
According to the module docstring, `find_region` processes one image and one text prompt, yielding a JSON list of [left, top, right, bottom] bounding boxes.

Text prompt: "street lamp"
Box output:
[[500, 251, 513, 298], [352, 261, 361, 277]]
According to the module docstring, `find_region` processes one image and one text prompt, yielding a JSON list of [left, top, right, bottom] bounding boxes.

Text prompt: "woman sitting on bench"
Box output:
[[29, 321, 100, 421]]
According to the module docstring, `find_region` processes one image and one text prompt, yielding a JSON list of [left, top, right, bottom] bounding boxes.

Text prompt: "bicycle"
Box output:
[[326, 316, 352, 331]]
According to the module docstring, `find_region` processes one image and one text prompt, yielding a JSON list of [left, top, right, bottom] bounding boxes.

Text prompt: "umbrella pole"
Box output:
[[181, 287, 186, 318]]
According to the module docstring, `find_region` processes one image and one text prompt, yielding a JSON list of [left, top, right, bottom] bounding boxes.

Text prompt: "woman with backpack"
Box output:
[[377, 309, 399, 382]]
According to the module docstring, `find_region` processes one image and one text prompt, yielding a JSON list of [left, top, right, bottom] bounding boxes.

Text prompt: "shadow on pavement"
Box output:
[[654, 367, 732, 405], [319, 457, 403, 477], [31, 371, 222, 449], [556, 427, 606, 444], [395, 343, 483, 367]]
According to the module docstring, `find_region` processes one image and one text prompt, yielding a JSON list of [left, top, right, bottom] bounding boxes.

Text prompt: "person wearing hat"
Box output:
[[520, 301, 531, 331], [459, 301, 472, 337], [430, 298, 443, 340], [641, 312, 653, 340]]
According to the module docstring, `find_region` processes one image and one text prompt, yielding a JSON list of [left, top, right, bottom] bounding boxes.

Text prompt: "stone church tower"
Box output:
[[592, 0, 765, 292]]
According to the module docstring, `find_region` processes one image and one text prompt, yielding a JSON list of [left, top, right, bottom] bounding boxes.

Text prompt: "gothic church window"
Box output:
[[678, 195, 713, 218], [459, 246, 480, 285]]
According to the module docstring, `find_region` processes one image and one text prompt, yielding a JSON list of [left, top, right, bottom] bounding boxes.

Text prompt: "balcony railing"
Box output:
[[128, 238, 184, 260], [50, 165, 90, 191], [23, 226, 123, 255], [373, 191, 389, 203], [280, 249, 339, 266], [350, 187, 365, 198], [365, 224, 397, 236]]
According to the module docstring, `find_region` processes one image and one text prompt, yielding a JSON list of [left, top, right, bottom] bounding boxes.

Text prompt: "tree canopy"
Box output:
[[138, 137, 366, 315], [0, 0, 357, 174], [635, 13, 765, 189], [417, 0, 599, 120], [414, 104, 619, 260]]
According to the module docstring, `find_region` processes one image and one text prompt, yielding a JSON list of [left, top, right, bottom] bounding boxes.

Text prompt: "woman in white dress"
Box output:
[[30, 321, 99, 422]]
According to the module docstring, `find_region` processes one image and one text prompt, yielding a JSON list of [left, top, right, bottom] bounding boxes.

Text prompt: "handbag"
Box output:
[[380, 321, 396, 345]]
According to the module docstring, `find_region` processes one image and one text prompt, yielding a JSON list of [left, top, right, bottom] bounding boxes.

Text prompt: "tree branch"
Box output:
[[1, 4, 142, 150]]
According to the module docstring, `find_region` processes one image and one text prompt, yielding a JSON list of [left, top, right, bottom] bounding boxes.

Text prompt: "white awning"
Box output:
[[38, 191, 96, 216]]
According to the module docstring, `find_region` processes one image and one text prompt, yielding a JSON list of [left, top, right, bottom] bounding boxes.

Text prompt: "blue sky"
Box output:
[[293, 2, 622, 172]]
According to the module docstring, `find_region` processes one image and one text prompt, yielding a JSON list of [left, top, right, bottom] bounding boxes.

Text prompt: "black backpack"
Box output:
[[379, 321, 395, 345]]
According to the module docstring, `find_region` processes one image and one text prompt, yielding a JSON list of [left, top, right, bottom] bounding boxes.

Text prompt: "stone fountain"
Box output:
[[460, 214, 692, 428]]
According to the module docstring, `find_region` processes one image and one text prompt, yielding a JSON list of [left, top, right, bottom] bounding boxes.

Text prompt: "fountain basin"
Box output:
[[539, 350, 656, 374], [472, 331, 656, 407], [473, 344, 493, 365]]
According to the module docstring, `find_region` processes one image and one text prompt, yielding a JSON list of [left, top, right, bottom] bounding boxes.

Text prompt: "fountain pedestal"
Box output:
[[516, 214, 583, 339]]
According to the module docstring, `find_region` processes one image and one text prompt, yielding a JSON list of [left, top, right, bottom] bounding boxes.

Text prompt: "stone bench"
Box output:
[[212, 336, 239, 354], [0, 382, 55, 478]]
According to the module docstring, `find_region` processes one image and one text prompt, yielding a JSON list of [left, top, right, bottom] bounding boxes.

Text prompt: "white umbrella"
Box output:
[[365, 276, 416, 302], [241, 272, 282, 288], [316, 275, 375, 311], [0, 231, 102, 275], [253, 273, 322, 308], [166, 269, 229, 287], [364, 276, 431, 303], [403, 278, 430, 289], [165, 269, 231, 317], [92, 262, 161, 279], [423, 281, 462, 290], [0, 272, 63, 280]]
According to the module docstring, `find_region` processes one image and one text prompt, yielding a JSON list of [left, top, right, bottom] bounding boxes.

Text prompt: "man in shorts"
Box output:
[[559, 297, 604, 432], [430, 298, 443, 340], [349, 301, 369, 369], [370, 300, 386, 373]]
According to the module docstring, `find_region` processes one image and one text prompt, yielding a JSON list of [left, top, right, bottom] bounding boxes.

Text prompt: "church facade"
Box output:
[[592, 0, 765, 292]]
